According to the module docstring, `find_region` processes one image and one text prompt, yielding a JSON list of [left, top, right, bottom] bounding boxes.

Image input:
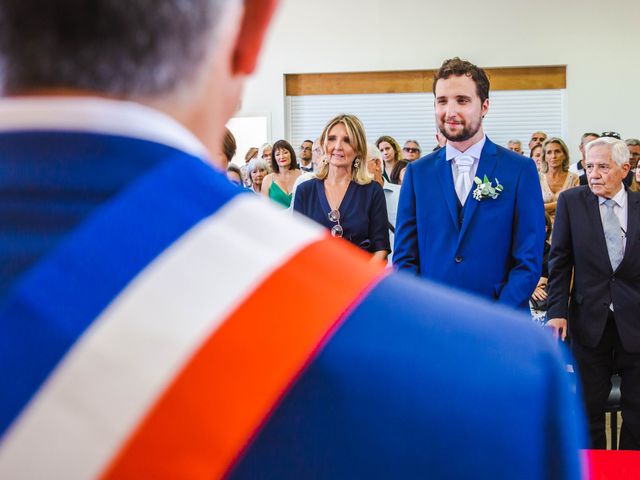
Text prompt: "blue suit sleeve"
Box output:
[[392, 162, 419, 273], [369, 182, 390, 253], [498, 159, 545, 308]]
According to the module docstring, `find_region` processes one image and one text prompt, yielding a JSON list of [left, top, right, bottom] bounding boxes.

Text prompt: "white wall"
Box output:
[[238, 0, 640, 160]]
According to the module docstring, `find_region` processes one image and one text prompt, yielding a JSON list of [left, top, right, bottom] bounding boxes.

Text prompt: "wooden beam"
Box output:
[[285, 66, 566, 96]]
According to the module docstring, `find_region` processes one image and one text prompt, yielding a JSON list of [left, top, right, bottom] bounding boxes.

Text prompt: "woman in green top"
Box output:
[[261, 139, 302, 208]]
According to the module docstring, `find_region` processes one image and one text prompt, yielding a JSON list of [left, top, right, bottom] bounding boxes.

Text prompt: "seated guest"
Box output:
[[214, 127, 237, 168], [376, 135, 406, 184], [626, 138, 640, 171], [577, 133, 600, 185], [241, 147, 259, 187], [259, 143, 273, 172], [507, 139, 523, 154], [530, 143, 543, 171], [528, 131, 547, 153], [402, 139, 422, 161], [367, 144, 400, 263], [630, 161, 640, 192], [298, 140, 314, 172], [539, 137, 579, 222], [246, 158, 268, 194], [294, 114, 390, 262], [261, 140, 301, 208], [226, 163, 243, 186]]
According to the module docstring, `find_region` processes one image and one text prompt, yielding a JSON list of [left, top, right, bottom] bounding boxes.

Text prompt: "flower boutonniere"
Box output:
[[472, 175, 504, 201]]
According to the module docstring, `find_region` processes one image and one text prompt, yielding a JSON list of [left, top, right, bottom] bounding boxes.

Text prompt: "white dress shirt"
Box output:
[[598, 186, 628, 251], [445, 136, 487, 189]]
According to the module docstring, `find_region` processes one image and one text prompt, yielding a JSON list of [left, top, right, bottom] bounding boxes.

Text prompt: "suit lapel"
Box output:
[[584, 189, 613, 273], [621, 190, 640, 267], [458, 139, 498, 242], [435, 149, 460, 232]]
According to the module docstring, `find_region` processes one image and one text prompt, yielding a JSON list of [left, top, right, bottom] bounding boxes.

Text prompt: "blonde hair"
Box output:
[[540, 137, 571, 173], [315, 114, 372, 185]]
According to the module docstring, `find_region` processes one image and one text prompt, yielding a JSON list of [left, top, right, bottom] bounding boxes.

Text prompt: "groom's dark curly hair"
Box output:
[[433, 57, 490, 103]]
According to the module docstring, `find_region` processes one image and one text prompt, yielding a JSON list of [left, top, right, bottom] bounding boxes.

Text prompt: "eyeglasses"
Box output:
[[403, 147, 420, 154], [328, 209, 343, 238]]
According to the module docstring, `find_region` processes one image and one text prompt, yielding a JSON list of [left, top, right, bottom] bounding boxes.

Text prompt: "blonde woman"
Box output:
[[293, 114, 390, 262], [539, 137, 579, 221]]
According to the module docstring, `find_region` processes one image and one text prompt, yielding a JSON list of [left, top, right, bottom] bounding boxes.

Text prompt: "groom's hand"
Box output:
[[546, 318, 567, 342]]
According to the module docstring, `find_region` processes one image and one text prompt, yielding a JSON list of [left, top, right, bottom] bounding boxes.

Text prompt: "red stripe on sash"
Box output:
[[100, 237, 386, 479]]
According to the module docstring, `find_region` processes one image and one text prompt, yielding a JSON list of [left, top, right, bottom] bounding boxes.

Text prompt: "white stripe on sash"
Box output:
[[0, 194, 323, 479]]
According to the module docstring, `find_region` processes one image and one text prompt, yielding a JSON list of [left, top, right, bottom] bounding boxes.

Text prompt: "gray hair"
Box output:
[[625, 138, 640, 147], [585, 137, 630, 166], [367, 143, 382, 161], [0, 0, 228, 97], [246, 158, 268, 185], [258, 143, 273, 159], [507, 139, 522, 147]]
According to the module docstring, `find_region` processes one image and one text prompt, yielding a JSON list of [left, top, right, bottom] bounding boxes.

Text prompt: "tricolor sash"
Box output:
[[0, 153, 386, 479]]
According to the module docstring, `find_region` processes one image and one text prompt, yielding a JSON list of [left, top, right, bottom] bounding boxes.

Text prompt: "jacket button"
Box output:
[[455, 255, 463, 263]]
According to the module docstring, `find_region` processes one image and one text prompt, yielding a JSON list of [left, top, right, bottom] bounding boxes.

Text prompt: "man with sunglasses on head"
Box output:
[[403, 139, 422, 161], [0, 2, 584, 479]]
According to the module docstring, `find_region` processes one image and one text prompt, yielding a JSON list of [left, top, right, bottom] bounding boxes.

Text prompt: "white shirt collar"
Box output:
[[0, 96, 208, 159], [445, 135, 487, 162], [598, 186, 627, 208]]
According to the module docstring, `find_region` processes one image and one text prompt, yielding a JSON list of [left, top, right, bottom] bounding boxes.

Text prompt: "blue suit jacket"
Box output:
[[0, 130, 583, 479], [394, 137, 545, 310]]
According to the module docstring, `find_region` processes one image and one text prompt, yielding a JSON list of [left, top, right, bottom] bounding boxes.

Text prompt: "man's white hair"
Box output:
[[585, 137, 630, 166], [367, 143, 382, 161]]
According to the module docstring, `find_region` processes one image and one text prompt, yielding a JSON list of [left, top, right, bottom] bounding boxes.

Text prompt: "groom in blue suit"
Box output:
[[394, 58, 545, 311]]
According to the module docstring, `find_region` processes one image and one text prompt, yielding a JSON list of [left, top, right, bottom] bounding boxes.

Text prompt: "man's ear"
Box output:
[[232, 0, 278, 75]]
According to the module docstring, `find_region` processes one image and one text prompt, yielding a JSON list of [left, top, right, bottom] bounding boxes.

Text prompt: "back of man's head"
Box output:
[[0, 0, 223, 97]]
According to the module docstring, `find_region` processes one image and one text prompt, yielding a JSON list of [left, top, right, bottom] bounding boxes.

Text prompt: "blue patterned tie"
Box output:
[[603, 199, 624, 270]]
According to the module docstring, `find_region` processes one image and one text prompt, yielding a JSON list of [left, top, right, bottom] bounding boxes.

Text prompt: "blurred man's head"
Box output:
[[507, 139, 523, 154], [0, 0, 277, 165], [299, 140, 313, 166], [579, 132, 600, 168], [366, 144, 384, 186], [402, 140, 421, 161], [625, 138, 640, 170], [529, 131, 547, 151]]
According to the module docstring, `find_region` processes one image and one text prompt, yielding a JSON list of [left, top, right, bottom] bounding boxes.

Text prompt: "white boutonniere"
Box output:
[[472, 175, 504, 201]]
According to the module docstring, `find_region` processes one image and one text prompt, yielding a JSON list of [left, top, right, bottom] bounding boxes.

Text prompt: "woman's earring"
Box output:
[[353, 158, 360, 169]]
